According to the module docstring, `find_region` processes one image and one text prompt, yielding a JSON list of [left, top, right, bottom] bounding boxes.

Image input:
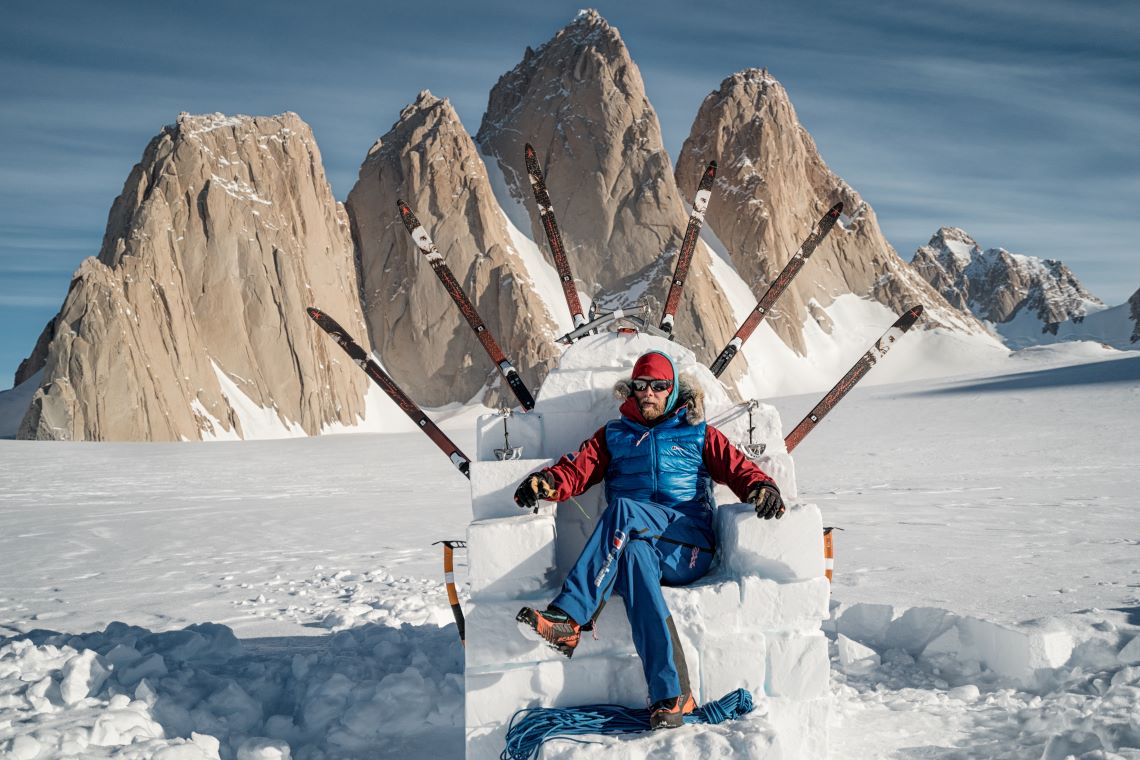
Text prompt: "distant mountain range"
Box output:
[[911, 226, 1137, 350], [4, 10, 1136, 440]]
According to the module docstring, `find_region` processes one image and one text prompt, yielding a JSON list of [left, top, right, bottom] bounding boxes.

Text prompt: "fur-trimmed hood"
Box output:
[[613, 373, 705, 426]]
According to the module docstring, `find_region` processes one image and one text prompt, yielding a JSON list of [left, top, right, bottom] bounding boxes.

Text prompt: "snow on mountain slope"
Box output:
[[999, 295, 1138, 351], [700, 226, 1010, 400]]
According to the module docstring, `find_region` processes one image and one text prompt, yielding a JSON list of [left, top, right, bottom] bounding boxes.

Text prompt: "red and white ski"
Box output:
[[397, 200, 535, 411], [784, 304, 924, 452], [306, 307, 471, 478], [524, 144, 587, 328], [659, 160, 717, 337], [710, 202, 844, 377]]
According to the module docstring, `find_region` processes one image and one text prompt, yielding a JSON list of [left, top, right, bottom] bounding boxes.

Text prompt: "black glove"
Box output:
[[749, 483, 785, 520], [514, 471, 556, 509]]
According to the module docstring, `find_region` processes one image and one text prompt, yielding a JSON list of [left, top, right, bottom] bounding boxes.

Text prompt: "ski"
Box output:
[[784, 304, 924, 452], [306, 307, 471, 478], [524, 143, 587, 328], [397, 200, 536, 411], [659, 160, 717, 336], [709, 202, 844, 377]]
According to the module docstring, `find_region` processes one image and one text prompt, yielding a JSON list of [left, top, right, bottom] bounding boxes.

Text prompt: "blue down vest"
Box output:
[[603, 409, 715, 521]]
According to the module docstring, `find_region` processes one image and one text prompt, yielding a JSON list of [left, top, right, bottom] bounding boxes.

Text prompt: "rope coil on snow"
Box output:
[[500, 688, 754, 760]]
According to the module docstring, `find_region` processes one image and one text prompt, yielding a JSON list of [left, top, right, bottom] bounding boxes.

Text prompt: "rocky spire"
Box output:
[[346, 91, 561, 409], [18, 113, 370, 440], [476, 10, 743, 375], [676, 69, 983, 355]]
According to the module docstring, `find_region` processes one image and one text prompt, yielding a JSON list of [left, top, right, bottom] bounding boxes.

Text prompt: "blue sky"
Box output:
[[2, 0, 1137, 388]]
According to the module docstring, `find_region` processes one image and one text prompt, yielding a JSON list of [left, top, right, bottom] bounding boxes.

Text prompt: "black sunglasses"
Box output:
[[632, 379, 673, 393]]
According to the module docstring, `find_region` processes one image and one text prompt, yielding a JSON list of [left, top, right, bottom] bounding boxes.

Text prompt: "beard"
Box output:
[[639, 396, 667, 421]]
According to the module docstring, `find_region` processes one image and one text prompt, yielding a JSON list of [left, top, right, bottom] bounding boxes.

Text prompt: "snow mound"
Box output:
[[828, 603, 1140, 758], [0, 619, 464, 759]]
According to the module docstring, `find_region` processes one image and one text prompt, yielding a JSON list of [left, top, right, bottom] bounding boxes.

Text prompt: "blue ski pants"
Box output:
[[550, 496, 715, 702]]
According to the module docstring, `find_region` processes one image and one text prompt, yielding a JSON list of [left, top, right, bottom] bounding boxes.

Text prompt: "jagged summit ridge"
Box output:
[[911, 227, 1105, 327]]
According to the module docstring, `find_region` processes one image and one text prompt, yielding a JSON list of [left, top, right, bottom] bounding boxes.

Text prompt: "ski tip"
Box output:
[[829, 201, 844, 216], [396, 200, 419, 230], [708, 160, 717, 170], [910, 304, 924, 317], [306, 306, 341, 332], [524, 143, 540, 173]]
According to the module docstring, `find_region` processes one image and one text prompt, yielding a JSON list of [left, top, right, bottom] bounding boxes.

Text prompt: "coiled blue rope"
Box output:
[[500, 688, 754, 760]]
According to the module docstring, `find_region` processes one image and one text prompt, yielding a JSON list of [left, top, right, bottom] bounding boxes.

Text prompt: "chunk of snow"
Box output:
[[837, 633, 881, 674]]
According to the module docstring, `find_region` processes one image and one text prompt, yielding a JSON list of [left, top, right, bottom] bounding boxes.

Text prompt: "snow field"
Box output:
[[1, 342, 1137, 758]]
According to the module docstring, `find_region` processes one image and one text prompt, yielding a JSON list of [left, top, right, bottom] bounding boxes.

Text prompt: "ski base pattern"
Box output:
[[306, 307, 471, 478], [710, 202, 844, 377], [525, 143, 586, 328], [397, 200, 535, 411], [659, 160, 717, 336], [784, 304, 924, 452]]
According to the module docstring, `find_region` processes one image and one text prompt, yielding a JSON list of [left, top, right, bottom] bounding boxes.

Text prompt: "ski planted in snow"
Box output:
[[396, 200, 535, 411], [659, 160, 717, 337], [784, 304, 924, 452], [306, 306, 472, 478], [524, 143, 587, 328], [709, 202, 844, 377]]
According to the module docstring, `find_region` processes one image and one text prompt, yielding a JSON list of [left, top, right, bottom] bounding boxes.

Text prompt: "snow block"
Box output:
[[667, 574, 829, 637], [836, 634, 881, 674], [716, 501, 825, 581], [466, 582, 734, 681], [469, 458, 555, 521], [836, 602, 896, 649], [754, 450, 798, 503], [474, 412, 545, 462], [466, 653, 647, 733], [697, 630, 767, 700], [738, 575, 832, 633], [536, 396, 626, 460], [765, 632, 830, 700], [767, 696, 831, 759], [466, 514, 557, 598], [920, 614, 1075, 685], [882, 606, 958, 655]]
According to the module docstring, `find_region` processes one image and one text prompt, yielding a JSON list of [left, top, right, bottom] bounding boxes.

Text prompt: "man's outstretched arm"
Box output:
[[518, 427, 610, 504]]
